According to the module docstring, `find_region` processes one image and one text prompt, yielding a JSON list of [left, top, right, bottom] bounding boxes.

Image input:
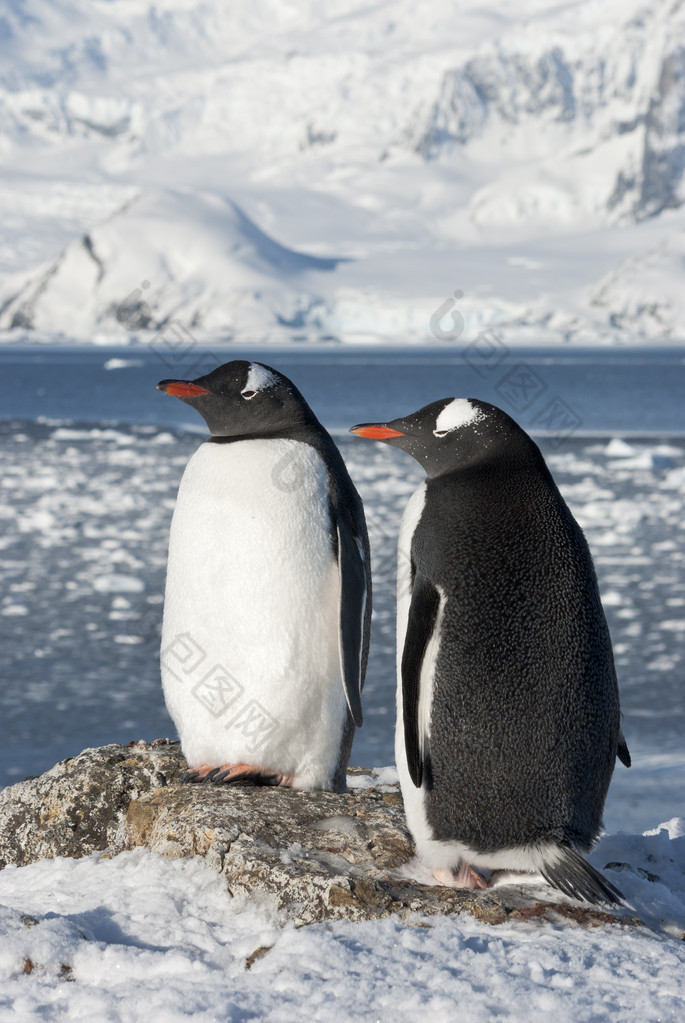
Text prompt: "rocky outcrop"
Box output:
[[0, 742, 638, 929]]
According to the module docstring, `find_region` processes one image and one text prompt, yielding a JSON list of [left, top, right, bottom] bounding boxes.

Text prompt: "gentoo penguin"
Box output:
[[351, 398, 631, 904], [158, 360, 371, 792]]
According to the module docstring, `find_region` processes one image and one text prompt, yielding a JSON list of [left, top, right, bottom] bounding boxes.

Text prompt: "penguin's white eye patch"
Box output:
[[244, 362, 279, 396], [434, 398, 483, 436]]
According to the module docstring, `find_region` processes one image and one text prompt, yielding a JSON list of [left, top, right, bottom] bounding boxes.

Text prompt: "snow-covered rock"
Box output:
[[0, 842, 683, 1021], [0, 741, 642, 929]]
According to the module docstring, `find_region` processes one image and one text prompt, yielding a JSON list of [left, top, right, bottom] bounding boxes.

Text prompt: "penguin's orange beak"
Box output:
[[157, 380, 212, 397], [349, 424, 405, 439]]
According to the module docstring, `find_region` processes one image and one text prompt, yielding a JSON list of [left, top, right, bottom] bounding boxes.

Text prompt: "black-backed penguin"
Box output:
[[158, 360, 371, 791], [351, 398, 631, 904]]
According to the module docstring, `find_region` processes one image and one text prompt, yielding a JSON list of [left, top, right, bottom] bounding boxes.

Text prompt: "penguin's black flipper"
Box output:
[[401, 573, 441, 789], [540, 845, 624, 906], [617, 730, 631, 767], [336, 520, 367, 728]]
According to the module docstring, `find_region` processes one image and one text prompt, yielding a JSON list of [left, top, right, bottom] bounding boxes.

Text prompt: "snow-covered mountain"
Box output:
[[589, 225, 685, 338], [0, 189, 341, 338], [1, 0, 685, 342]]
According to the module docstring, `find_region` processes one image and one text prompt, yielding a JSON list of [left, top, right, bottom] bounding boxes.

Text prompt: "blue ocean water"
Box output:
[[0, 343, 683, 834], [1, 343, 685, 436]]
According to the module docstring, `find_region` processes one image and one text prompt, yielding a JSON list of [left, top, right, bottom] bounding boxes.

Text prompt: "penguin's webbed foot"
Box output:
[[181, 763, 217, 783], [433, 862, 489, 890], [211, 762, 293, 787]]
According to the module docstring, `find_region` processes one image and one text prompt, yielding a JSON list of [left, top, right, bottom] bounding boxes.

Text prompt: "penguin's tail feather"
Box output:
[[541, 845, 624, 906]]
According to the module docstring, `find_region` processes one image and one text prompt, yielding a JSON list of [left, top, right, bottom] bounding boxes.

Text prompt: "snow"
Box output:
[[1, 417, 684, 1017], [0, 189, 341, 341], [0, 825, 683, 1022], [0, 423, 682, 1017], [1, 0, 685, 343], [588, 228, 685, 339], [1, 0, 685, 1011], [347, 766, 400, 791]]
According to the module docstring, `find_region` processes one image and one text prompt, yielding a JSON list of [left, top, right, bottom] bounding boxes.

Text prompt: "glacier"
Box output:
[[1, 0, 684, 339]]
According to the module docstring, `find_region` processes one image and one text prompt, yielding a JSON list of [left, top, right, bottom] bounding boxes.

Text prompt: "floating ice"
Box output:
[[93, 575, 144, 594], [605, 438, 635, 457]]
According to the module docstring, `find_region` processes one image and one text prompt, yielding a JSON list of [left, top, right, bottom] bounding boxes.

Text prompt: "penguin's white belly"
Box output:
[[161, 438, 346, 789]]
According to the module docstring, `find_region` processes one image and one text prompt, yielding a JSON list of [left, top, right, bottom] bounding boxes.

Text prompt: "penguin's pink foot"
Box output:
[[211, 762, 294, 787], [181, 763, 216, 783], [433, 862, 489, 889]]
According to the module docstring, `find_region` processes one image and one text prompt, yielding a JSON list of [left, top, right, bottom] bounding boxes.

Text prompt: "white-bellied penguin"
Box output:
[[351, 397, 630, 904], [158, 360, 370, 791]]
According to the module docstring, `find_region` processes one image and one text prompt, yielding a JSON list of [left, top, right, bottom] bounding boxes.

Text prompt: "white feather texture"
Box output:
[[161, 438, 347, 790], [244, 363, 279, 393], [433, 399, 483, 436], [395, 482, 437, 859]]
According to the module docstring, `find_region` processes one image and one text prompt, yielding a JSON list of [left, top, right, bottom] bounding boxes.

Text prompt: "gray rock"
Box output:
[[0, 742, 639, 929]]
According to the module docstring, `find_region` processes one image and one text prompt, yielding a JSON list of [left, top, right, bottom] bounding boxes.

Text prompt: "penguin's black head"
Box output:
[[350, 398, 534, 478], [157, 360, 317, 439]]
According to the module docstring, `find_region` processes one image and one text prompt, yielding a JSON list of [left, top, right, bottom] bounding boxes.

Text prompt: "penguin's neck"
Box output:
[[208, 430, 290, 444], [206, 420, 324, 447]]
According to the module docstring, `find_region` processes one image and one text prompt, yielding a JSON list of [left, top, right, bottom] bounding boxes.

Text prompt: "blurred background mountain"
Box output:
[[1, 0, 684, 343]]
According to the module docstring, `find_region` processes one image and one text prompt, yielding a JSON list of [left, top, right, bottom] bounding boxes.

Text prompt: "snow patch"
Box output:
[[0, 829, 683, 1019], [347, 766, 399, 790]]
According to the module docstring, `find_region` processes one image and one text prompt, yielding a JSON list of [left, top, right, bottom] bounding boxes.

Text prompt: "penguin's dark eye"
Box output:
[[241, 390, 257, 400], [433, 430, 448, 438]]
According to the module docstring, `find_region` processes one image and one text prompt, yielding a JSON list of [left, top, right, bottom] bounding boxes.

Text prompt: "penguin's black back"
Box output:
[[415, 448, 621, 854]]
